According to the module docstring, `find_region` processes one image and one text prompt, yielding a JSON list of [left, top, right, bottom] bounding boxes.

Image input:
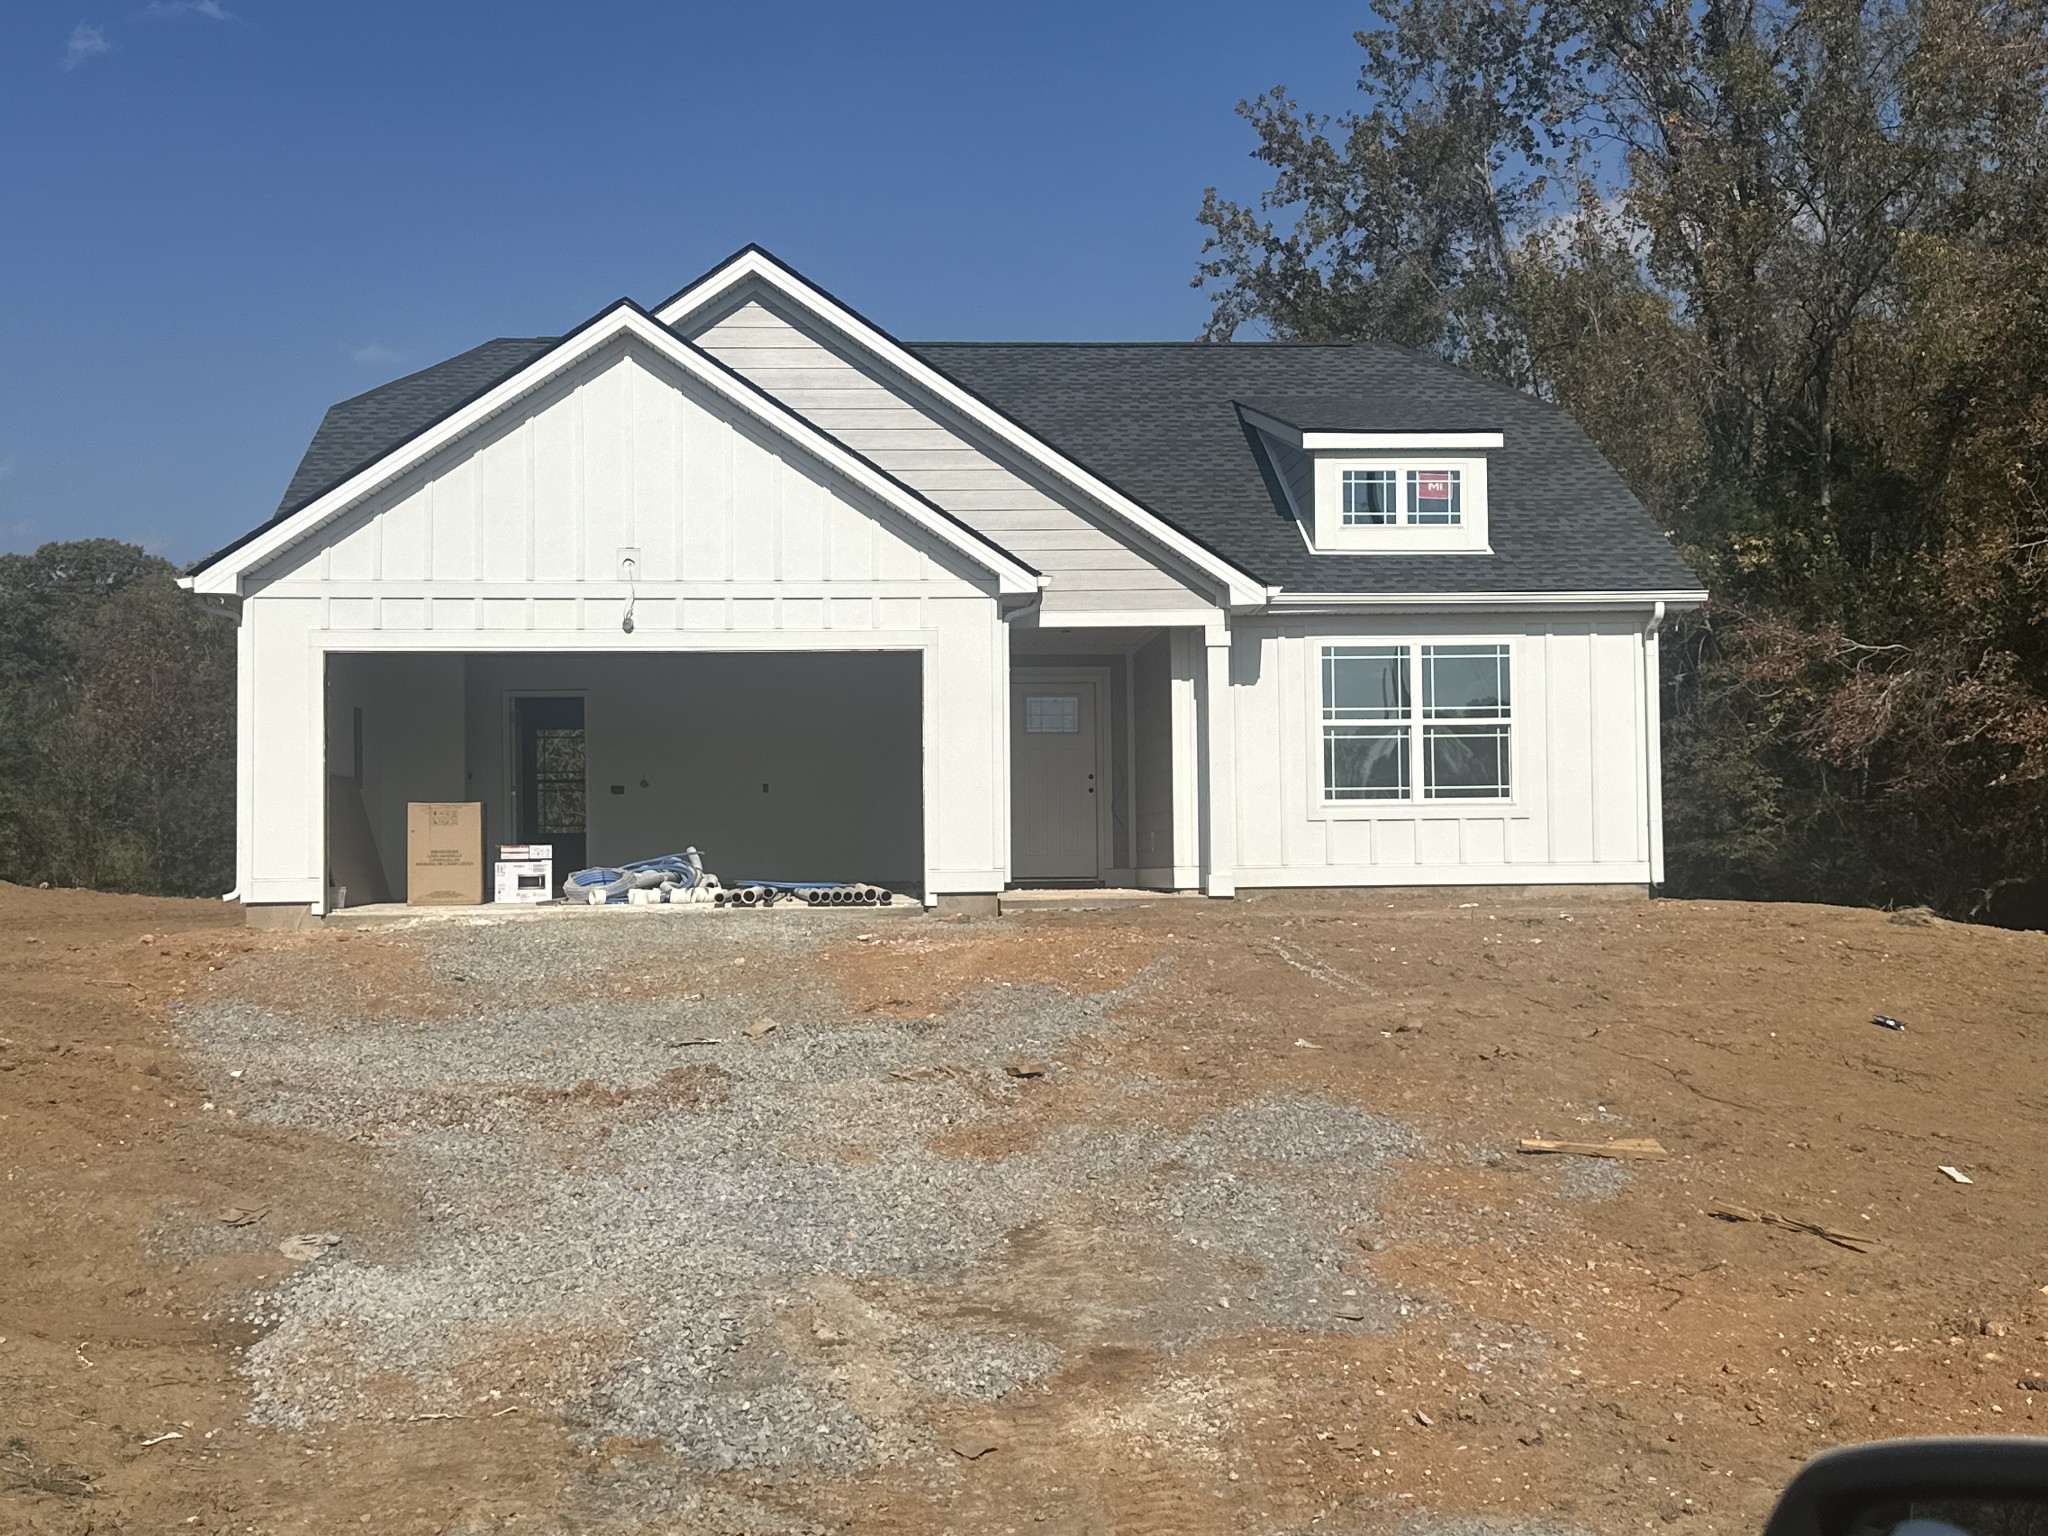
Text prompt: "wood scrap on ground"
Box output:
[[1516, 1137, 1668, 1159], [1708, 1201, 1880, 1252]]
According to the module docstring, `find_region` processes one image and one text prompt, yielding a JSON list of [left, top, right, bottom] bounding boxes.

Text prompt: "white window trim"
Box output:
[[1311, 455, 1491, 553], [1311, 639, 1519, 814]]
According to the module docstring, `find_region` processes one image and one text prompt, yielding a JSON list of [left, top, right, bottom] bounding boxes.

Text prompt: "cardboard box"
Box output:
[[494, 859, 554, 904], [498, 844, 553, 862], [406, 802, 483, 906]]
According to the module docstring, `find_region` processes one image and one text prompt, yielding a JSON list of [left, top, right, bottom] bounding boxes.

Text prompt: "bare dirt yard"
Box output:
[[5, 881, 2048, 1536]]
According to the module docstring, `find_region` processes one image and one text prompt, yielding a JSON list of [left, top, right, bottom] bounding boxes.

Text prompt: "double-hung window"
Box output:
[[1321, 643, 1512, 802]]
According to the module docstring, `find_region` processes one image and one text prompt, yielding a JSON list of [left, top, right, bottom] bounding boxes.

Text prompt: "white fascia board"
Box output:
[[1265, 588, 1710, 611], [1301, 430, 1504, 452], [1235, 406, 1503, 453], [190, 304, 1039, 599], [655, 248, 1267, 611]]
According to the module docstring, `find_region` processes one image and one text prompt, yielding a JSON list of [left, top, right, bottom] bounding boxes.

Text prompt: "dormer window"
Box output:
[[1239, 409, 1500, 555], [1313, 456, 1487, 551]]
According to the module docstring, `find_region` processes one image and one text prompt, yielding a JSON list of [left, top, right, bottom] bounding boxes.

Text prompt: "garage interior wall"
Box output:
[[328, 651, 924, 900], [461, 651, 923, 891], [324, 652, 464, 904]]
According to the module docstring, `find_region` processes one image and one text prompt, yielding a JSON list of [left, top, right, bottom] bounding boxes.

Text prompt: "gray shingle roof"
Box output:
[[275, 337, 558, 518], [210, 323, 1700, 599], [906, 342, 1702, 595]]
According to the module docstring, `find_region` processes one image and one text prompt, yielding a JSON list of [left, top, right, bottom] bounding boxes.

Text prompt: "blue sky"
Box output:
[[0, 1, 1362, 563]]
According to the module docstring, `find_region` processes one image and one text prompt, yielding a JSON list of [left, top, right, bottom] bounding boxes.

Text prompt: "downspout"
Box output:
[[1644, 601, 1667, 889]]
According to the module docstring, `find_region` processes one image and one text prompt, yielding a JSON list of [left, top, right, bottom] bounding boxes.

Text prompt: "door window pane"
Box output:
[[1424, 725, 1510, 798], [1024, 694, 1080, 733], [1423, 645, 1510, 718], [532, 728, 586, 833], [1322, 645, 1410, 721]]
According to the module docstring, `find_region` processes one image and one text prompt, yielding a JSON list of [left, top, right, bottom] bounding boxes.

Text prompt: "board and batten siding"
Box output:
[[686, 292, 1222, 619], [1227, 615, 1653, 885], [236, 334, 1011, 906]]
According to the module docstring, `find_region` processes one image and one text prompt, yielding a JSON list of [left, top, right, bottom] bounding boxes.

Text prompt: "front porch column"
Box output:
[[1197, 629, 1236, 897]]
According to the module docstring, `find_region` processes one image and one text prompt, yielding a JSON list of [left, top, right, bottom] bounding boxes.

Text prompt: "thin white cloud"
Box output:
[[62, 22, 111, 69], [140, 0, 232, 17], [351, 343, 407, 367]]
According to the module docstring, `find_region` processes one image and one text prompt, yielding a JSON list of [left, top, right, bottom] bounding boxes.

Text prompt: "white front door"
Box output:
[[1011, 679, 1102, 882]]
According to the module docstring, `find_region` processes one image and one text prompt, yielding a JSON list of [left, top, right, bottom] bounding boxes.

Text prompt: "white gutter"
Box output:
[[1263, 588, 1710, 612]]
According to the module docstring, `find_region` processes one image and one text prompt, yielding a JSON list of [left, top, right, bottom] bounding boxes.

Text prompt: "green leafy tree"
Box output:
[[1198, 0, 2048, 917], [0, 541, 235, 895]]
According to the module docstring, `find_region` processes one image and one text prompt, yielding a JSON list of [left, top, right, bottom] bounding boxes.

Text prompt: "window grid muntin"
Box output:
[[1320, 642, 1512, 803], [1321, 644, 1409, 721], [1405, 468, 1462, 525], [1024, 694, 1081, 734], [1423, 644, 1511, 719], [1325, 726, 1411, 799], [1341, 468, 1398, 526]]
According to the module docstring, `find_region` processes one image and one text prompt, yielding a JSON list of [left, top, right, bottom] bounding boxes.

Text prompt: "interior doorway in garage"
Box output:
[[512, 695, 588, 875]]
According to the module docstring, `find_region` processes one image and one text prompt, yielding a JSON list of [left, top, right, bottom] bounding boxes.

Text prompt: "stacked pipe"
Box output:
[[796, 883, 893, 907], [709, 880, 895, 909]]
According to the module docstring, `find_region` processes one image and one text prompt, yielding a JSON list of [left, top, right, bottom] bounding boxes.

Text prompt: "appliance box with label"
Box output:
[[494, 858, 555, 904], [405, 803, 484, 906]]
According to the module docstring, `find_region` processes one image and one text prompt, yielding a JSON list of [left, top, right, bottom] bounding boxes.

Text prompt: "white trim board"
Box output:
[[1238, 406, 1504, 454], [185, 303, 1042, 601], [654, 247, 1269, 612]]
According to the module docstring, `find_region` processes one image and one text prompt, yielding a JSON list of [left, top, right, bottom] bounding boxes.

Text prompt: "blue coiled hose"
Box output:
[[562, 848, 706, 902]]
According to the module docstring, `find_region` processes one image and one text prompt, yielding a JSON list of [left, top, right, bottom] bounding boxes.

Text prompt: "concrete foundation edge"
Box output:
[[243, 903, 321, 932], [932, 893, 1001, 918]]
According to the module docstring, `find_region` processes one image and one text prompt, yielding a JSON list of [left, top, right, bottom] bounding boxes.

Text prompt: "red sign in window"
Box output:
[[1410, 470, 1458, 523]]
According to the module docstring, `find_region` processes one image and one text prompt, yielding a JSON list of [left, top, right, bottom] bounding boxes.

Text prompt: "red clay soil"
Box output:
[[4, 880, 2047, 1535]]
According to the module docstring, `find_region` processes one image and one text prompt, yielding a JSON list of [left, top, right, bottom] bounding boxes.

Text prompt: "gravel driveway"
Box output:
[[173, 914, 1422, 1474]]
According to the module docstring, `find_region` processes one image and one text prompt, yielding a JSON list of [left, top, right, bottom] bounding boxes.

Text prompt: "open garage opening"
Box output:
[[323, 650, 925, 905]]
